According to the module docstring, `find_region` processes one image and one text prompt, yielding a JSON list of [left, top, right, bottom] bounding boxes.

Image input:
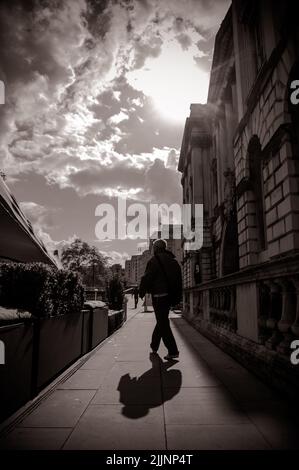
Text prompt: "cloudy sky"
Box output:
[[0, 0, 229, 265]]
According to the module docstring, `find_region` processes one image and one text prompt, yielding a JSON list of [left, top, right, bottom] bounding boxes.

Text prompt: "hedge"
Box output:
[[0, 262, 84, 317], [107, 277, 124, 310]]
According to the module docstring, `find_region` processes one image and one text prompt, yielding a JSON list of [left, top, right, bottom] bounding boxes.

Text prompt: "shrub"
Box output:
[[107, 277, 124, 310], [54, 269, 84, 316], [0, 262, 84, 317]]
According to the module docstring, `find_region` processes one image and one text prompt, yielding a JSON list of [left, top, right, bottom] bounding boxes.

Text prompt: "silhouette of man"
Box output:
[[139, 239, 182, 360], [133, 286, 139, 309], [118, 353, 182, 419]]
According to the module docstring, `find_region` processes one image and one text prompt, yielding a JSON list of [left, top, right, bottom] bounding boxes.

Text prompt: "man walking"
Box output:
[[139, 239, 182, 360], [133, 286, 139, 309]]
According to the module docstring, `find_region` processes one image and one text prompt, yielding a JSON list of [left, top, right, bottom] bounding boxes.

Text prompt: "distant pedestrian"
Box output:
[[133, 286, 139, 309], [139, 239, 182, 360]]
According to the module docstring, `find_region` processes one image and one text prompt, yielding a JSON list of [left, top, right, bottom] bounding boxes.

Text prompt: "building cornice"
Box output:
[[178, 105, 213, 173]]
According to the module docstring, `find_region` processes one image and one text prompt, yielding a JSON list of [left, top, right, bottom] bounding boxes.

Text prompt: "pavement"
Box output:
[[0, 297, 298, 450]]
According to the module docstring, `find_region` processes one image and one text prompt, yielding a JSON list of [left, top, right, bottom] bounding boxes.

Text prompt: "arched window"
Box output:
[[221, 218, 239, 276], [248, 135, 266, 251]]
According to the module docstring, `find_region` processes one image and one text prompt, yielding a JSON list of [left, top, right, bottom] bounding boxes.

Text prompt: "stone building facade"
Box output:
[[138, 249, 151, 284], [125, 250, 151, 287], [124, 259, 132, 286], [124, 254, 139, 285], [178, 0, 299, 397]]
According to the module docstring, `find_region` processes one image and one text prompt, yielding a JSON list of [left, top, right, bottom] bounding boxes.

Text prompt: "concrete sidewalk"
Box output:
[[1, 298, 298, 450]]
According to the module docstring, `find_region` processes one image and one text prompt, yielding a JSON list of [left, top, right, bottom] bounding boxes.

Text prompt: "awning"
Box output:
[[0, 178, 57, 266]]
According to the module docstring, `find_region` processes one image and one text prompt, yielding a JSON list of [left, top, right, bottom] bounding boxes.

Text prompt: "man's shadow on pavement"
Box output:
[[117, 353, 182, 419]]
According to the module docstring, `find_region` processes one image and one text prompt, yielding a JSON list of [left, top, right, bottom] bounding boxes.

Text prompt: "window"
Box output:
[[248, 136, 266, 251], [251, 11, 265, 71], [239, 0, 265, 73]]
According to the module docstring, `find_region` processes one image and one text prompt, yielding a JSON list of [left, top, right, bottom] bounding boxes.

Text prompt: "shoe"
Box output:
[[164, 353, 179, 360]]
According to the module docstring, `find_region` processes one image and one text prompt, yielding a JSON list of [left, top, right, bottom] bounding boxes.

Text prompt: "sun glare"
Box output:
[[126, 40, 209, 122]]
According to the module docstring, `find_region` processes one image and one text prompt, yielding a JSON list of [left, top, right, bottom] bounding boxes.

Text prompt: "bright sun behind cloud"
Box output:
[[126, 39, 209, 122]]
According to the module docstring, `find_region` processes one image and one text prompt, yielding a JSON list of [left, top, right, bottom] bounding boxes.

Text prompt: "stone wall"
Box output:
[[185, 314, 299, 401], [234, 44, 299, 269], [182, 253, 299, 400], [179, 1, 299, 403]]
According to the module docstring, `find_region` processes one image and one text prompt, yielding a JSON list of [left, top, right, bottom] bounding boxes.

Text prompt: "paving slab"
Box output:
[[63, 404, 165, 450], [0, 297, 297, 450], [166, 424, 271, 450], [242, 400, 299, 449], [164, 401, 249, 426], [91, 381, 162, 406], [18, 390, 96, 428], [57, 369, 108, 390], [0, 427, 72, 450]]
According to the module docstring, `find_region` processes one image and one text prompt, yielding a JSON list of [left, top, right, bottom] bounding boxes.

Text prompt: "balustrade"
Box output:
[[209, 285, 236, 330], [184, 267, 299, 357], [258, 276, 299, 356]]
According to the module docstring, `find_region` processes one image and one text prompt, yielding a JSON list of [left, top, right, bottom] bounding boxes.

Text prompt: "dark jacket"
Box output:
[[139, 250, 182, 300]]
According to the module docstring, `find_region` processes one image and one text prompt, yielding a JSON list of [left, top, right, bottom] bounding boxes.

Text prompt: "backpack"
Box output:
[[155, 254, 182, 307]]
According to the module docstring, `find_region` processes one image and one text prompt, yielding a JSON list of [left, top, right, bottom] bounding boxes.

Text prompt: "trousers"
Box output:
[[150, 295, 179, 355]]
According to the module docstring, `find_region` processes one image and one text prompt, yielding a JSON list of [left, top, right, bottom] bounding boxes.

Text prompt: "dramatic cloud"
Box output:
[[0, 0, 229, 262], [20, 201, 58, 231], [103, 250, 130, 266], [20, 200, 76, 256]]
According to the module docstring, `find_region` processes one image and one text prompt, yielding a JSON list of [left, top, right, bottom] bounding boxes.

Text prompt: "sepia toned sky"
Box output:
[[0, 0, 229, 265]]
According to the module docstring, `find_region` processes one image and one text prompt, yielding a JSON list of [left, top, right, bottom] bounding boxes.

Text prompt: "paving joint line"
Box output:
[[0, 307, 141, 438]]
